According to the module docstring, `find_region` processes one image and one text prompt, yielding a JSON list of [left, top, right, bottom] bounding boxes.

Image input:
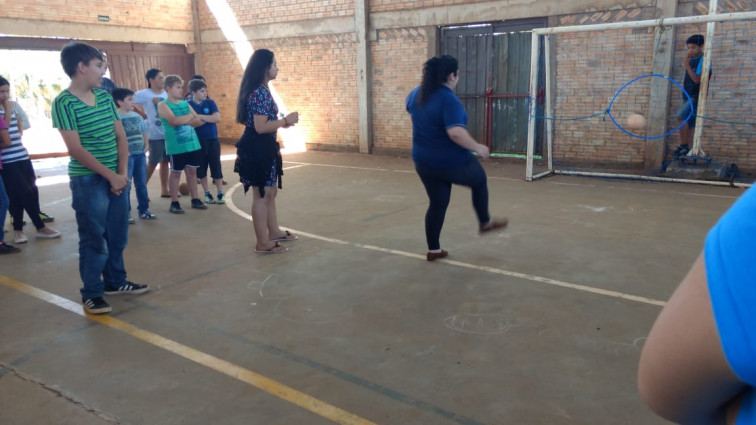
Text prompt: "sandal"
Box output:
[[255, 242, 288, 254], [480, 218, 508, 234], [271, 230, 298, 242]]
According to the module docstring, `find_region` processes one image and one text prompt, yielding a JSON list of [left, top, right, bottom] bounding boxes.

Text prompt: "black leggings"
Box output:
[[415, 157, 490, 250], [0, 159, 45, 231]]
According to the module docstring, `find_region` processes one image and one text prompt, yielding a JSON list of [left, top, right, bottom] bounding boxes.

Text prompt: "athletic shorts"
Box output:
[[169, 149, 201, 172], [147, 139, 167, 164], [197, 138, 223, 180]]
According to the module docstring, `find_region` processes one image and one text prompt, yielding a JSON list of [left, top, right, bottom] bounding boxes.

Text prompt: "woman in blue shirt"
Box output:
[[639, 186, 756, 424], [406, 55, 507, 261]]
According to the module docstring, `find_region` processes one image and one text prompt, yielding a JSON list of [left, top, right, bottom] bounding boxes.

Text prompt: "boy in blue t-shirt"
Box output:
[[188, 79, 224, 204], [113, 88, 157, 222]]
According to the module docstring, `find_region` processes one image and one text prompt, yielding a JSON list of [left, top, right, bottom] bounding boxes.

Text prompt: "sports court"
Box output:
[[2, 0, 756, 423], [0, 147, 744, 424]]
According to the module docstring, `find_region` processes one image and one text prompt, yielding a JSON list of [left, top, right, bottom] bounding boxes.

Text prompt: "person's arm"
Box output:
[[197, 100, 221, 124], [685, 54, 702, 84], [0, 128, 11, 148], [113, 120, 129, 177], [639, 253, 749, 425], [58, 129, 128, 192], [13, 102, 30, 134], [446, 126, 490, 159], [133, 103, 147, 120], [187, 108, 204, 128], [198, 111, 221, 124], [157, 102, 194, 127], [142, 131, 149, 153], [253, 112, 298, 134], [2, 99, 12, 127]]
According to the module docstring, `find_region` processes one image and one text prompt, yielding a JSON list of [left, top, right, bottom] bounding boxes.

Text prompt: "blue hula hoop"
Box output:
[[606, 74, 693, 140]]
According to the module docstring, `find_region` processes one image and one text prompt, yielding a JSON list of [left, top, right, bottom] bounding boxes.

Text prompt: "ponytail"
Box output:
[[417, 55, 458, 106]]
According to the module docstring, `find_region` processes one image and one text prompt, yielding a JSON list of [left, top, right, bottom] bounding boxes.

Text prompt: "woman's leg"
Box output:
[[2, 164, 26, 233], [415, 164, 452, 251], [17, 160, 47, 230], [448, 158, 491, 225], [252, 186, 284, 251], [638, 253, 747, 424]]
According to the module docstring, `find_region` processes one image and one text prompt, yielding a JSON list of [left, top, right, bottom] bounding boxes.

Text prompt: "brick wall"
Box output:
[[666, 20, 756, 172], [551, 27, 655, 170], [370, 0, 482, 13], [198, 0, 354, 30], [670, 0, 756, 173], [370, 28, 429, 152], [200, 34, 359, 149], [5, 0, 193, 31], [192, 0, 756, 175]]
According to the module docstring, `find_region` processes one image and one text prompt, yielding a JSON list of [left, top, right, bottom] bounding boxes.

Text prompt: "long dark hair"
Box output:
[[417, 55, 458, 105], [236, 49, 275, 124]]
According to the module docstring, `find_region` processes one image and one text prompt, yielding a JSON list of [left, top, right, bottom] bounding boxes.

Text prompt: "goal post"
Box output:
[[525, 9, 756, 187]]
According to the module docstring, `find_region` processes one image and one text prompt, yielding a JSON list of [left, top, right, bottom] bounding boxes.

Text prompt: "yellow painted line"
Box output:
[[0, 275, 376, 425]]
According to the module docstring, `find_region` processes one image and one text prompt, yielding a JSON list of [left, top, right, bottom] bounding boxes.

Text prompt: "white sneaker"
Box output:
[[36, 228, 62, 239]]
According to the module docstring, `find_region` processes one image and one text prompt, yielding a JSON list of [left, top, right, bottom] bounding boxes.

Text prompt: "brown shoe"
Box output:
[[426, 249, 448, 261], [480, 218, 508, 234]]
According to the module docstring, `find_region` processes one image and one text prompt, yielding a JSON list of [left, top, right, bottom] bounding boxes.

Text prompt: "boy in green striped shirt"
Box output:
[[52, 42, 149, 315]]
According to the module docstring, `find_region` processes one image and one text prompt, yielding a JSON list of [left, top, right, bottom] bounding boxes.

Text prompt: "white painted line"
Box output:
[[225, 182, 666, 307], [278, 160, 739, 199]]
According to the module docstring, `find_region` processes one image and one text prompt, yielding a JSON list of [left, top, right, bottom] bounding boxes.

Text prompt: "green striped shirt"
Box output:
[[52, 89, 120, 176]]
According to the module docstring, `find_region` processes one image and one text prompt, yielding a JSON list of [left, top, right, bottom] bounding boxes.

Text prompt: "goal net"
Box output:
[[525, 11, 756, 184]]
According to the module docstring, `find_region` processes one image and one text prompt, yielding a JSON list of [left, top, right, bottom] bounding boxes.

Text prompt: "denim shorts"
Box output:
[[676, 101, 697, 128]]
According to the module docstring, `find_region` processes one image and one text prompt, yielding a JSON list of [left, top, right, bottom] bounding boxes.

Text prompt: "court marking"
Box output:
[[0, 275, 376, 425], [225, 180, 666, 307], [281, 160, 741, 199]]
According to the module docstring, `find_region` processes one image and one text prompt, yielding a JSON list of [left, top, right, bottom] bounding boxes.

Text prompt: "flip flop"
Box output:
[[479, 218, 508, 234], [255, 242, 288, 254], [271, 230, 298, 242]]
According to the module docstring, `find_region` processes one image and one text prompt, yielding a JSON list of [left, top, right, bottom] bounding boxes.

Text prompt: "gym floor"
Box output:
[[0, 147, 740, 424]]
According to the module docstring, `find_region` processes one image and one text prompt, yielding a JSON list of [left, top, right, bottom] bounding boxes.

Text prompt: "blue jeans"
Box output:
[[0, 175, 8, 244], [128, 153, 150, 215], [70, 174, 129, 301], [415, 157, 491, 250]]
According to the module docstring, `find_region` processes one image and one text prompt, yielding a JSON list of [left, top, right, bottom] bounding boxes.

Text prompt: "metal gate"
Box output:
[[442, 19, 547, 155]]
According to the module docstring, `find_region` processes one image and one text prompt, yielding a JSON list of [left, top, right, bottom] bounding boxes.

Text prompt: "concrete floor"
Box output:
[[0, 148, 743, 424]]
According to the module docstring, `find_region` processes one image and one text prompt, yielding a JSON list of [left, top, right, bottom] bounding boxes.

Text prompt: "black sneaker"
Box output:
[[83, 297, 112, 314], [170, 202, 185, 214], [104, 281, 150, 295], [0, 242, 21, 255], [672, 144, 690, 158], [191, 198, 207, 210], [39, 212, 55, 223]]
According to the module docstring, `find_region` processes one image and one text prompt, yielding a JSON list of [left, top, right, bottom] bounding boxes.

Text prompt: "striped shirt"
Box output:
[[52, 89, 120, 176], [0, 108, 30, 164]]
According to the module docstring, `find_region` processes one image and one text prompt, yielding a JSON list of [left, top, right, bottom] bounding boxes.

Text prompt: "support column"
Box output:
[[645, 0, 677, 172], [355, 0, 372, 154], [691, 0, 717, 156], [190, 0, 203, 75]]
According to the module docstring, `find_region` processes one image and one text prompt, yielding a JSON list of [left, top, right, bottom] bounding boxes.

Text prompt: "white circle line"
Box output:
[[225, 182, 666, 307]]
